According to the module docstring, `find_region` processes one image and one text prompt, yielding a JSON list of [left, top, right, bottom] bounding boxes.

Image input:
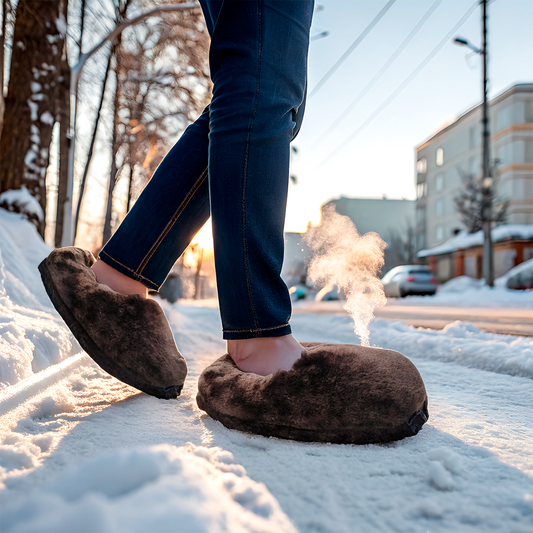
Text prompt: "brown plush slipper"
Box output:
[[197, 342, 428, 444], [38, 247, 187, 399]]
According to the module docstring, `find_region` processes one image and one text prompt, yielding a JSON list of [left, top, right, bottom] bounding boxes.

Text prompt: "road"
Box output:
[[293, 300, 533, 336]]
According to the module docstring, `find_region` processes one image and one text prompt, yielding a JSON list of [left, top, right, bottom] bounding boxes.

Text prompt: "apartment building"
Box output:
[[415, 83, 533, 252]]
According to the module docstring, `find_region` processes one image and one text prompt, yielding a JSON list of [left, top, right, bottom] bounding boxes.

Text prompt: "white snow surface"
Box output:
[[0, 209, 78, 388], [1, 211, 532, 532], [391, 274, 533, 308]]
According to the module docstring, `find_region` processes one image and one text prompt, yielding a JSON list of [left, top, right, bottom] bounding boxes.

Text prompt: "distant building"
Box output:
[[415, 83, 533, 253], [281, 197, 416, 287], [418, 225, 533, 282], [321, 196, 416, 275]]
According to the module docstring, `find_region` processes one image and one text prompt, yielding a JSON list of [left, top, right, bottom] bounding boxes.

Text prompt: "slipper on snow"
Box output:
[[196, 342, 428, 444], [38, 247, 187, 399]]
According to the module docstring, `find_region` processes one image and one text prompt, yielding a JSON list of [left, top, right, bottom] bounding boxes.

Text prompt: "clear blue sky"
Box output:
[[285, 0, 533, 231]]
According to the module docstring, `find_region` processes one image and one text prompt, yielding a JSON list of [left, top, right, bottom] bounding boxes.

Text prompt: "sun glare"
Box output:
[[191, 219, 214, 249]]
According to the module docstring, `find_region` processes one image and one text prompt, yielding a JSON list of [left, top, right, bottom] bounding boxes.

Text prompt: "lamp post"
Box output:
[[453, 0, 494, 286]]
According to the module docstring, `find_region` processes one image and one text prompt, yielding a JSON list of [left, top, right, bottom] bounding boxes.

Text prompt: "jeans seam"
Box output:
[[223, 323, 290, 333], [136, 166, 209, 275], [241, 0, 263, 331], [99, 251, 160, 290]]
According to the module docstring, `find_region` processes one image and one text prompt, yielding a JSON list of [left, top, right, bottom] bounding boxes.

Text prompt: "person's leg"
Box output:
[[204, 0, 314, 374], [96, 108, 211, 293]]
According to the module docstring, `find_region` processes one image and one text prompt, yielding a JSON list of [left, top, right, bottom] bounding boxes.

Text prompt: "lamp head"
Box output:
[[454, 37, 469, 46]]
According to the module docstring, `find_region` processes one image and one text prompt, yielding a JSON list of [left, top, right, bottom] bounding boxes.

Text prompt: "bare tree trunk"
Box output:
[[194, 247, 203, 299], [0, 0, 68, 236], [102, 55, 121, 244], [54, 1, 70, 247], [126, 162, 134, 213], [55, 120, 70, 246], [73, 45, 113, 242], [0, 0, 7, 138]]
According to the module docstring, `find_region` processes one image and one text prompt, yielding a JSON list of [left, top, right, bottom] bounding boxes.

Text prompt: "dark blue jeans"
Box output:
[[100, 0, 314, 340]]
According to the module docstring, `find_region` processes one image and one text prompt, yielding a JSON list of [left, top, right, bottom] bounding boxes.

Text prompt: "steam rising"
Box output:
[[304, 205, 387, 346]]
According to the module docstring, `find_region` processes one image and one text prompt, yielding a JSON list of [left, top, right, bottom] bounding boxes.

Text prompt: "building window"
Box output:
[[436, 173, 445, 191], [469, 156, 480, 178], [436, 198, 444, 216], [417, 158, 427, 173], [416, 182, 427, 199], [525, 140, 533, 164], [436, 147, 444, 166], [469, 126, 478, 149], [436, 225, 444, 241], [416, 206, 426, 223]]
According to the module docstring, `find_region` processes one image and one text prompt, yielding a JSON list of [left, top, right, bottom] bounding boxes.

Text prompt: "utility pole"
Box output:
[[454, 0, 493, 286], [480, 0, 494, 287]]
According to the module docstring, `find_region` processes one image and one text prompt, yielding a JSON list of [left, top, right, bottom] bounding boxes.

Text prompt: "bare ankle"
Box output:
[[91, 259, 148, 298], [227, 335, 304, 376]]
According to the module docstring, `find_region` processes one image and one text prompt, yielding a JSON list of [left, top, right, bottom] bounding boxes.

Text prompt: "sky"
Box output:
[[68, 0, 533, 250], [284, 0, 533, 232]]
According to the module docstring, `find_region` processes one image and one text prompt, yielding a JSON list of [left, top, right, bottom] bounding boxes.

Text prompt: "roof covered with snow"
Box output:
[[417, 224, 533, 257]]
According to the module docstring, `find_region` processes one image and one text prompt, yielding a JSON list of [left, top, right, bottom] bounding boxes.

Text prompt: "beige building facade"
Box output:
[[415, 83, 533, 252]]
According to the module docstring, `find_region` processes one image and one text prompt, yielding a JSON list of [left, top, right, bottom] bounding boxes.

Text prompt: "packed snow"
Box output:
[[0, 210, 532, 532]]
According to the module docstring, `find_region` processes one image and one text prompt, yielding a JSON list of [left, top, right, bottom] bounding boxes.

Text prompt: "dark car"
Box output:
[[381, 265, 437, 298], [505, 259, 533, 290]]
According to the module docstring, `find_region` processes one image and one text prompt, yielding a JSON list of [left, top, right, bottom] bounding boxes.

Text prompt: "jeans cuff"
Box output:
[[98, 251, 160, 291], [223, 323, 292, 340]]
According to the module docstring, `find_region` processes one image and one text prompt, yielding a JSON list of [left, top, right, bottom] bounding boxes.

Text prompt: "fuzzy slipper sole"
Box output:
[[38, 259, 182, 400], [197, 343, 428, 444], [196, 391, 426, 444]]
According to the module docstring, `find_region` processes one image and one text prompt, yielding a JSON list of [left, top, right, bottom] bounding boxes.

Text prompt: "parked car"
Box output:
[[381, 265, 437, 298], [289, 283, 309, 301], [504, 259, 533, 290]]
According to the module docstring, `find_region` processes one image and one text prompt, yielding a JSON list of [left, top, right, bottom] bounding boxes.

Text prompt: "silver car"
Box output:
[[381, 265, 437, 298]]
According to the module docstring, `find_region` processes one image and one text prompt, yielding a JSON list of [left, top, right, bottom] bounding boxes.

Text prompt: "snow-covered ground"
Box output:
[[391, 274, 533, 309], [1, 210, 532, 532]]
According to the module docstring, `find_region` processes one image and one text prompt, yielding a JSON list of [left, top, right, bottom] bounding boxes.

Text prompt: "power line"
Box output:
[[315, 0, 445, 146], [309, 0, 397, 99], [317, 0, 479, 169]]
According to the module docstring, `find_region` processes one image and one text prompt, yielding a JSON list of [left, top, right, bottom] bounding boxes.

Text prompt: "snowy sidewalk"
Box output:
[[1, 302, 533, 532], [1, 210, 532, 532]]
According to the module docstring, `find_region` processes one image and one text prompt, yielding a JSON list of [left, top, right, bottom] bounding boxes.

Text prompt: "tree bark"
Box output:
[[54, 1, 70, 247], [73, 45, 113, 242], [126, 161, 134, 213], [102, 53, 121, 245], [54, 118, 70, 247], [0, 0, 68, 236], [0, 0, 7, 138]]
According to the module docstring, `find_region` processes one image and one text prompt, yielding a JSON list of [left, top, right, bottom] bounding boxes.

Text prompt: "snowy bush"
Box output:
[[0, 187, 44, 231]]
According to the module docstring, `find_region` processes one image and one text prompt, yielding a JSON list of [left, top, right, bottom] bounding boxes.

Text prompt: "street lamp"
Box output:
[[311, 30, 329, 41], [453, 0, 494, 286], [453, 37, 481, 54]]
